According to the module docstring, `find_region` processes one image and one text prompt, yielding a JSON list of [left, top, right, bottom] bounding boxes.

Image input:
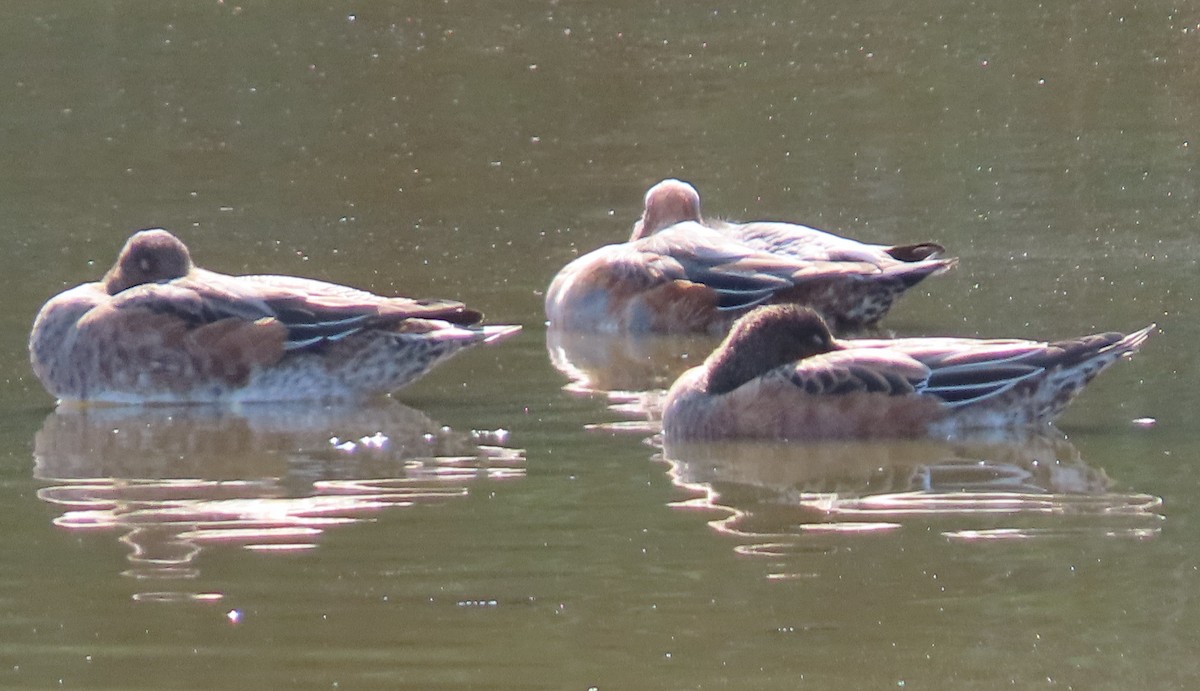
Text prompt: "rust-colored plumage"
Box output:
[[662, 305, 1154, 441], [546, 179, 955, 334], [30, 229, 520, 403]]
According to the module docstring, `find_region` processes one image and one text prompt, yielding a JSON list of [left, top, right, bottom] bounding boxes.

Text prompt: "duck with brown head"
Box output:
[[662, 305, 1154, 441], [102, 229, 194, 294], [701, 305, 836, 396], [30, 228, 520, 404]]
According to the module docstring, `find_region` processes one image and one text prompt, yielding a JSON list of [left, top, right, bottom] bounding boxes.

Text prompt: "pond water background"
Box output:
[[2, 2, 1199, 688]]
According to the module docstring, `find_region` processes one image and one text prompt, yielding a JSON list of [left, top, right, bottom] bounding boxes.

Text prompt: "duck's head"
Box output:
[[104, 228, 194, 294], [704, 305, 836, 395], [631, 178, 703, 240]]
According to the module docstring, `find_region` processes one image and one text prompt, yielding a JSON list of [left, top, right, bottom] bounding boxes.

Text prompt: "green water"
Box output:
[[2, 2, 1198, 688]]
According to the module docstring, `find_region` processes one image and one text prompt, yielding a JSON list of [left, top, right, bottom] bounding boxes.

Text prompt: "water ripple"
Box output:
[[661, 430, 1164, 561], [33, 401, 526, 601]]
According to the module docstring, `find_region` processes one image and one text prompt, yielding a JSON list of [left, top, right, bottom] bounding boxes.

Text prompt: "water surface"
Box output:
[[2, 2, 1198, 688]]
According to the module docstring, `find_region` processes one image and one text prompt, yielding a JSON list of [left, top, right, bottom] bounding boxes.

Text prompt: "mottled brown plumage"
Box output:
[[30, 229, 519, 403], [662, 305, 1154, 441], [546, 179, 954, 334]]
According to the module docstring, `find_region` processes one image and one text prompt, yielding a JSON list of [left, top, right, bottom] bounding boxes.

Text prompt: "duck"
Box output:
[[29, 229, 521, 404], [633, 178, 947, 267], [546, 179, 954, 335], [661, 304, 1153, 441]]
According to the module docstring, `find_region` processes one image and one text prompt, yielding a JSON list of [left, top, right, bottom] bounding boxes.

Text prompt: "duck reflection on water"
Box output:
[[546, 326, 716, 396], [549, 321, 715, 393], [661, 429, 1162, 553], [545, 326, 718, 434], [33, 401, 524, 600]]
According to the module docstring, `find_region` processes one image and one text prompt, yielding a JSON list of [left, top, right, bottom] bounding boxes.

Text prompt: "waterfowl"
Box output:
[[661, 305, 1153, 441], [633, 178, 946, 267], [546, 179, 954, 334], [29, 229, 521, 404]]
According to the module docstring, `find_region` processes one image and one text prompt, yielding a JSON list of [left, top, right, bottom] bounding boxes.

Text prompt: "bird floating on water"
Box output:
[[661, 304, 1153, 441], [30, 229, 520, 404], [546, 178, 954, 334]]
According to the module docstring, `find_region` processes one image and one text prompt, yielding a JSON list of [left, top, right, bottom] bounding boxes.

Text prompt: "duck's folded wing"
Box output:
[[909, 328, 1152, 406], [721, 221, 882, 262], [884, 339, 1053, 407], [726, 221, 947, 264], [643, 224, 889, 312], [783, 349, 931, 396], [80, 283, 288, 371], [115, 272, 478, 352], [639, 226, 792, 311], [226, 273, 482, 330]]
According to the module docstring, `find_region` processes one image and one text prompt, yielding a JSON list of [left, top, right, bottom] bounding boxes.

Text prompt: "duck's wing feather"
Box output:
[[782, 349, 931, 397], [640, 223, 900, 312], [108, 270, 480, 352], [772, 327, 1151, 410], [74, 283, 289, 375], [861, 329, 1152, 407], [718, 221, 889, 263], [780, 339, 1064, 407], [720, 220, 947, 263]]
